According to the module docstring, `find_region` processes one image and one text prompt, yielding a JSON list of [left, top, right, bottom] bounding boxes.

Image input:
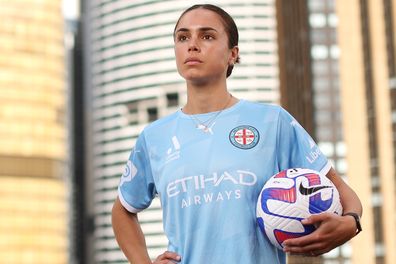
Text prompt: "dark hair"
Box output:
[[174, 4, 240, 78]]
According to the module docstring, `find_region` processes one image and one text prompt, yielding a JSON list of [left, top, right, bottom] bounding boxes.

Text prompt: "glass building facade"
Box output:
[[83, 0, 279, 262], [337, 0, 396, 263], [308, 0, 350, 262], [0, 0, 67, 263]]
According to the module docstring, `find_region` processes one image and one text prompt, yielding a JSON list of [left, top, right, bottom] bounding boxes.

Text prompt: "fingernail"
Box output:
[[176, 255, 181, 261]]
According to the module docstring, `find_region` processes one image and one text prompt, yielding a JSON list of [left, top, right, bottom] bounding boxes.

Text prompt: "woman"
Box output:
[[112, 4, 362, 264]]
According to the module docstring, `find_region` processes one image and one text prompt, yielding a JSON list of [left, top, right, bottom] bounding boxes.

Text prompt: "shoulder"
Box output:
[[242, 100, 281, 111], [241, 100, 284, 117]]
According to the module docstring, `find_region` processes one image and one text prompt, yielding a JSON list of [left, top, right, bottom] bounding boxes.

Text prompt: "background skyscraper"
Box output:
[[63, 1, 87, 263], [276, 0, 315, 137], [281, 1, 396, 263], [82, 0, 279, 262], [337, 0, 396, 263], [308, 0, 351, 263], [0, 0, 68, 263]]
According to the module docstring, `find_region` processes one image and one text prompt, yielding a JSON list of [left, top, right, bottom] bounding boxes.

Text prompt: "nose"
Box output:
[[188, 38, 200, 52]]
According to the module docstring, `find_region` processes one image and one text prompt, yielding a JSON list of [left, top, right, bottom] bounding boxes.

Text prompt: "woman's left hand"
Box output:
[[282, 212, 357, 256]]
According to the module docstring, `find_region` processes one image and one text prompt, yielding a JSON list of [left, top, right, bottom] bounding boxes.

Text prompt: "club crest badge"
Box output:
[[229, 125, 260, 149]]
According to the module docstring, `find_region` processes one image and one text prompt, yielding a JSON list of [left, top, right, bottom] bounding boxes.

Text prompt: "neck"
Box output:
[[183, 80, 236, 114]]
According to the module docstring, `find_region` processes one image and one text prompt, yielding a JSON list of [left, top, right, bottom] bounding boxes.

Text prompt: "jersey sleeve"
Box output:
[[118, 131, 156, 213], [276, 107, 331, 175]]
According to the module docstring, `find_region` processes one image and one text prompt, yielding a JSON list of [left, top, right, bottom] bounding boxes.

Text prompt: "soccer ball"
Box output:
[[256, 168, 343, 249]]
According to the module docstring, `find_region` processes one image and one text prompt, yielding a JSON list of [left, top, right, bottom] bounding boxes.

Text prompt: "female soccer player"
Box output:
[[112, 4, 362, 264]]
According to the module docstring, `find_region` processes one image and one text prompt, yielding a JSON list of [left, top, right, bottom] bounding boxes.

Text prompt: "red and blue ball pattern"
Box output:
[[256, 168, 343, 249]]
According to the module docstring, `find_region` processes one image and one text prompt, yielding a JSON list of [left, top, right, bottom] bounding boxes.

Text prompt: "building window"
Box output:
[[336, 142, 346, 156], [313, 77, 330, 91], [311, 29, 328, 43], [308, 0, 326, 12], [316, 126, 333, 141], [309, 13, 327, 28], [328, 13, 338, 27], [166, 93, 179, 107], [126, 102, 138, 113], [389, 76, 396, 89], [312, 60, 329, 75], [314, 93, 332, 108], [125, 102, 138, 125], [311, 45, 329, 59], [336, 159, 348, 174], [147, 107, 158, 122], [330, 45, 340, 59], [318, 141, 334, 156]]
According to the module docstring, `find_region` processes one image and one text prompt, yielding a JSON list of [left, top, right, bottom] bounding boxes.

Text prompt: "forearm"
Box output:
[[112, 197, 152, 264], [326, 167, 362, 216]]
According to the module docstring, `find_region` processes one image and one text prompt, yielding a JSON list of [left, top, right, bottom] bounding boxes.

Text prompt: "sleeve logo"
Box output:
[[120, 160, 137, 186]]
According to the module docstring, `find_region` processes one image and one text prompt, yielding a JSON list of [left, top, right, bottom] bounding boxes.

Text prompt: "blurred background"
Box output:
[[0, 0, 395, 263]]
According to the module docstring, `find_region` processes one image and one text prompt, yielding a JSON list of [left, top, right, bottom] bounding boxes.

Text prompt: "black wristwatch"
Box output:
[[343, 212, 362, 235]]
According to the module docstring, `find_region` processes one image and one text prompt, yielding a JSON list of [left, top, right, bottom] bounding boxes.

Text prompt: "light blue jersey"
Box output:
[[118, 100, 331, 264]]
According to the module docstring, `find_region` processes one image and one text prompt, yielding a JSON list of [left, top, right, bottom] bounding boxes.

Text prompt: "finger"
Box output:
[[283, 243, 321, 253], [153, 261, 181, 264], [155, 251, 181, 262], [283, 240, 329, 256], [283, 227, 313, 246], [283, 231, 322, 248], [301, 213, 328, 225], [306, 250, 321, 257], [288, 251, 318, 257], [163, 251, 181, 261], [153, 261, 179, 264]]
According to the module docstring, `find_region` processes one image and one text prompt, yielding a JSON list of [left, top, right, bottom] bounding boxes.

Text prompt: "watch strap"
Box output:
[[343, 212, 362, 235]]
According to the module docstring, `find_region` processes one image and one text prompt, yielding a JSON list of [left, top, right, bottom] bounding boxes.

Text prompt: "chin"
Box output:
[[182, 72, 205, 82], [185, 76, 210, 86]]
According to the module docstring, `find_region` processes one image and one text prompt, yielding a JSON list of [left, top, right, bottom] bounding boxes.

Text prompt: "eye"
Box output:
[[202, 34, 214, 40], [177, 35, 188, 42]]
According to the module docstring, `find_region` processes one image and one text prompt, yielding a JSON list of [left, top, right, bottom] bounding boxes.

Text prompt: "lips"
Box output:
[[184, 57, 202, 65]]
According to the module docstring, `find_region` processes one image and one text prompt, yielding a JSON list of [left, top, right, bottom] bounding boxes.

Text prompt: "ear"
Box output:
[[228, 46, 239, 65]]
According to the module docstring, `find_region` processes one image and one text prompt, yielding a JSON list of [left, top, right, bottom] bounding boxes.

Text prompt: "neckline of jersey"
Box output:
[[178, 99, 245, 119]]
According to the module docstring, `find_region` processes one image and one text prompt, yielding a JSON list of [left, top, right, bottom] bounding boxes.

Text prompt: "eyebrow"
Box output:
[[174, 27, 218, 34]]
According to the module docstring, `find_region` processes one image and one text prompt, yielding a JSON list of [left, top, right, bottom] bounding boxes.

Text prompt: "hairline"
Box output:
[[173, 7, 233, 47]]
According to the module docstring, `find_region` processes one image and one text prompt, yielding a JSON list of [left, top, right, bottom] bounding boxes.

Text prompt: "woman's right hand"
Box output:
[[152, 251, 181, 264]]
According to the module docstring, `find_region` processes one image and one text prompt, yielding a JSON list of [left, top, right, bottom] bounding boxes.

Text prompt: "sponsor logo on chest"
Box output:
[[166, 170, 258, 209]]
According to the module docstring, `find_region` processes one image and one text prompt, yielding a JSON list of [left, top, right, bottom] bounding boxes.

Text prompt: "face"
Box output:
[[174, 9, 239, 84]]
